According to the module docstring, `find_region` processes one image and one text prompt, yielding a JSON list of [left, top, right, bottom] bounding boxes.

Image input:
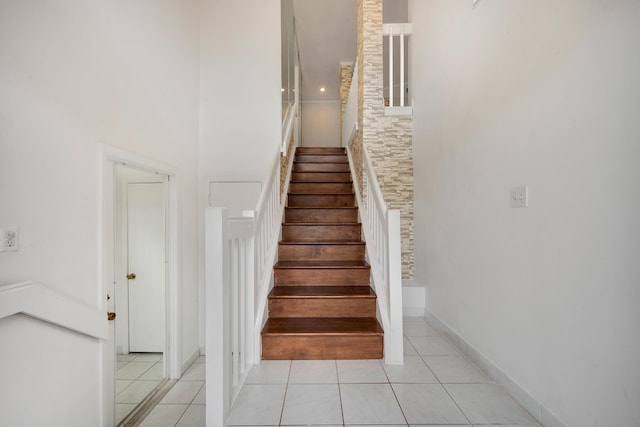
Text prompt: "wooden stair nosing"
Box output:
[[284, 207, 359, 223], [286, 195, 356, 208], [269, 286, 376, 298], [281, 223, 362, 242], [296, 147, 345, 153], [292, 163, 351, 172], [289, 186, 353, 195], [262, 317, 383, 335], [291, 172, 352, 182], [274, 260, 370, 268]]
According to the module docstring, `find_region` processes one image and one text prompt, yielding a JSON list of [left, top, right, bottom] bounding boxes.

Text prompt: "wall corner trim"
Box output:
[[0, 281, 108, 339]]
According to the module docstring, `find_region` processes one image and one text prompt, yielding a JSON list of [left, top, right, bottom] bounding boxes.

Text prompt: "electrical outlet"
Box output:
[[0, 227, 19, 252], [510, 186, 528, 208]]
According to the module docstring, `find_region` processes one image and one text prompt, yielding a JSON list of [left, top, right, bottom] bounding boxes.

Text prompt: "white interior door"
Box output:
[[127, 182, 165, 352]]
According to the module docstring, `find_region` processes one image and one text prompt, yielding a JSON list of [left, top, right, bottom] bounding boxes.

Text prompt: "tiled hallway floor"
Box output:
[[136, 355, 206, 427], [139, 318, 541, 427], [116, 352, 164, 425]]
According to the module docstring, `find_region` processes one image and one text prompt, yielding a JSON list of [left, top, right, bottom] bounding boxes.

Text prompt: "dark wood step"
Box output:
[[293, 162, 350, 173], [295, 154, 348, 163], [296, 147, 345, 155], [274, 261, 371, 286], [263, 145, 383, 361], [285, 207, 358, 223], [289, 182, 353, 194], [291, 172, 351, 182], [262, 317, 383, 359], [278, 241, 365, 262], [282, 223, 361, 242], [287, 194, 355, 207], [268, 286, 377, 318]]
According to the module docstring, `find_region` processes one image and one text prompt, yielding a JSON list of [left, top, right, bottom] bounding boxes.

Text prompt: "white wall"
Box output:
[[301, 101, 341, 147], [410, 1, 640, 426], [199, 0, 282, 181], [0, 2, 201, 426]]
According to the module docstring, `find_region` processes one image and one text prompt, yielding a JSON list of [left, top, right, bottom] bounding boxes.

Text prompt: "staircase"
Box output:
[[261, 147, 384, 360]]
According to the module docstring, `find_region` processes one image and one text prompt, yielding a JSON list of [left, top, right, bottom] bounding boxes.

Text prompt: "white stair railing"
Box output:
[[205, 149, 295, 426], [383, 23, 413, 116], [342, 60, 358, 147], [346, 143, 404, 364]]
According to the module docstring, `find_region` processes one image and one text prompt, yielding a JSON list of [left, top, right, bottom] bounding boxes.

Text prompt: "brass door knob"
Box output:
[[127, 273, 136, 280], [107, 312, 116, 321]]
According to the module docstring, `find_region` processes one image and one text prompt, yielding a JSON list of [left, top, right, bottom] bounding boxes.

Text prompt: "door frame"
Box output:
[[116, 174, 166, 355], [99, 144, 180, 426]]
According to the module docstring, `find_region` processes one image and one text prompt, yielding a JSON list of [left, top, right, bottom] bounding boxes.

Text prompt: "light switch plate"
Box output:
[[510, 186, 528, 208]]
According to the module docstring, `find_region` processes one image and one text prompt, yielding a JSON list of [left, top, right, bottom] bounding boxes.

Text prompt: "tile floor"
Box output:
[[116, 353, 165, 425], [138, 318, 541, 427], [136, 356, 206, 427]]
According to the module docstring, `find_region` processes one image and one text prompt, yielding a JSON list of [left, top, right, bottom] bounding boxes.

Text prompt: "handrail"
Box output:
[[0, 281, 107, 339], [252, 149, 291, 361], [342, 60, 359, 147], [346, 145, 404, 364], [281, 103, 296, 153]]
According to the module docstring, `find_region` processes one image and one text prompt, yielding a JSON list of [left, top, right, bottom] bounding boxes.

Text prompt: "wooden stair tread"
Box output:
[[289, 181, 353, 184], [281, 223, 361, 228], [289, 191, 355, 195], [262, 317, 383, 335], [279, 240, 364, 245], [275, 260, 370, 268], [296, 147, 345, 153], [270, 286, 376, 298], [293, 160, 349, 165], [285, 206, 357, 210]]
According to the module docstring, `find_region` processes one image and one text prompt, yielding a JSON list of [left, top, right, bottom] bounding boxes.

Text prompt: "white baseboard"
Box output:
[[181, 348, 201, 376], [424, 309, 567, 427]]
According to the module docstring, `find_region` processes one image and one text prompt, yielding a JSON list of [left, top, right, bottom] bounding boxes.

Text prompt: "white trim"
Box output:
[[424, 309, 568, 427], [181, 348, 200, 375], [384, 106, 413, 116], [0, 281, 107, 339], [382, 23, 413, 35]]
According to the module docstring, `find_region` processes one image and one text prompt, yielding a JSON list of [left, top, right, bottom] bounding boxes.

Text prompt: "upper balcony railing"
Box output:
[[383, 23, 412, 116]]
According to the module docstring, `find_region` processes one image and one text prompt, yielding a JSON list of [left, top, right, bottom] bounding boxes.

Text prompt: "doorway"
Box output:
[[114, 165, 167, 425]]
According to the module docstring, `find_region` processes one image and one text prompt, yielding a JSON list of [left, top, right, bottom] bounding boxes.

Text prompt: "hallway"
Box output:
[[138, 317, 539, 426]]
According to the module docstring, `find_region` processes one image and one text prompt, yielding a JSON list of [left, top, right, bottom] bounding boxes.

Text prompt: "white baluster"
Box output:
[[389, 27, 393, 107], [400, 29, 405, 107]]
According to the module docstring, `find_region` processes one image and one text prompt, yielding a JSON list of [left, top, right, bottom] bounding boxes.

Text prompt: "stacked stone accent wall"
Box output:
[[357, 0, 414, 278]]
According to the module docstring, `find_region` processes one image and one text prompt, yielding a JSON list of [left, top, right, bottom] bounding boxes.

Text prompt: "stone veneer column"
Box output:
[[357, 0, 414, 278]]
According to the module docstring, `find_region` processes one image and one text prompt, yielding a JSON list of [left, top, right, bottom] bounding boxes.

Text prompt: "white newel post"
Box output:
[[386, 209, 404, 364], [205, 207, 231, 427]]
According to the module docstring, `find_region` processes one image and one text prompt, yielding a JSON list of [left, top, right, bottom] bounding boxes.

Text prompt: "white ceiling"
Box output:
[[292, 0, 408, 102], [292, 0, 358, 102]]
